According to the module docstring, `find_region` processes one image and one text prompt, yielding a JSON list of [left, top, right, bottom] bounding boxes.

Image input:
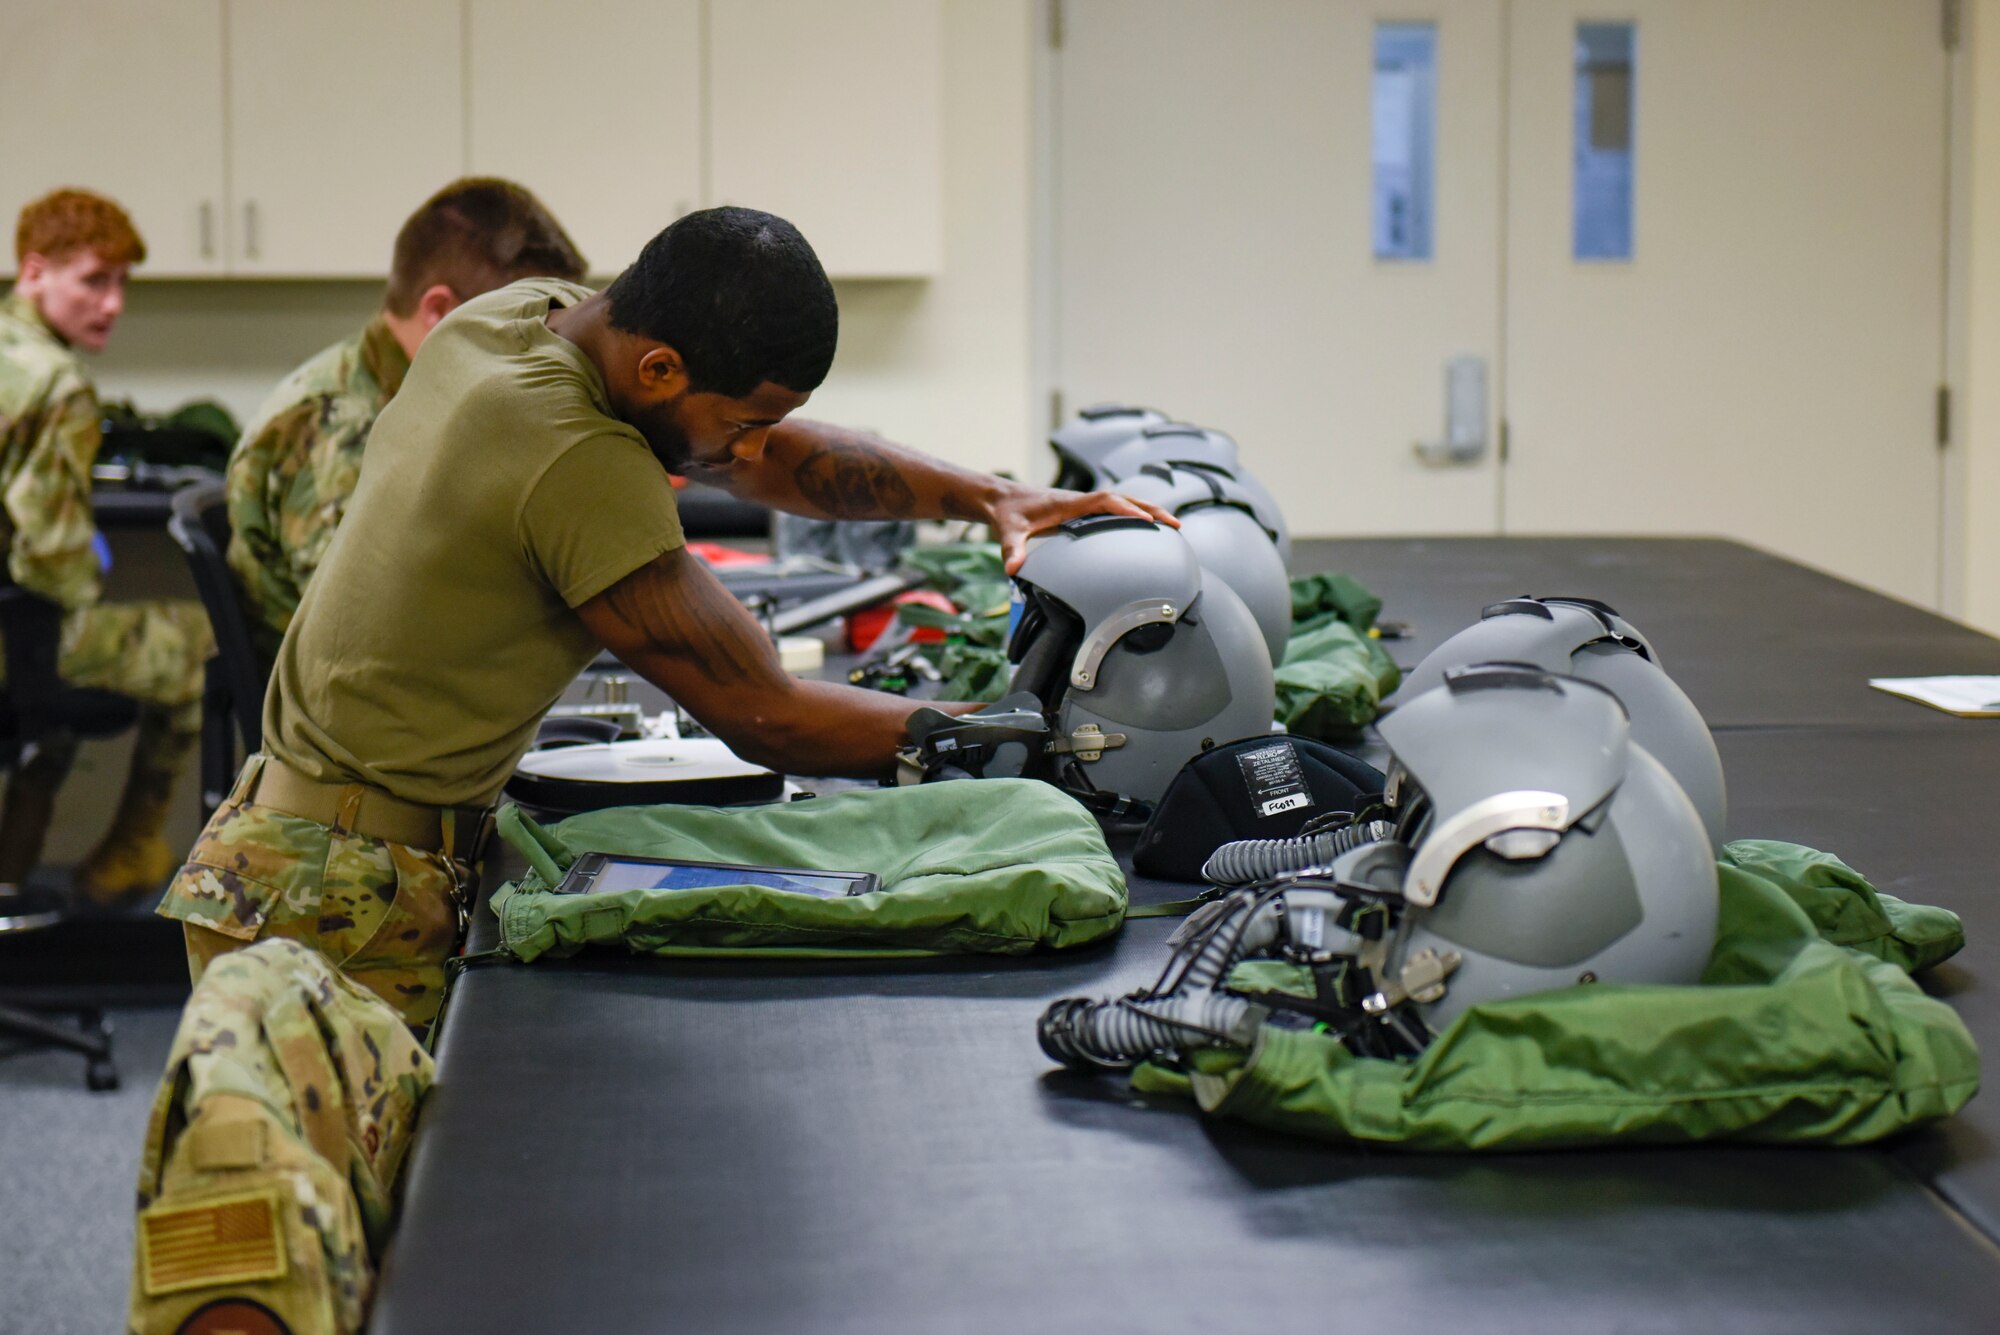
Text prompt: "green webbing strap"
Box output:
[[1128, 893, 1220, 919], [496, 803, 568, 888]]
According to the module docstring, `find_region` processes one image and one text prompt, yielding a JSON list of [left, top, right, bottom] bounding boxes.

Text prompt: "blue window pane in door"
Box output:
[[1574, 22, 1636, 260], [1373, 23, 1436, 261]]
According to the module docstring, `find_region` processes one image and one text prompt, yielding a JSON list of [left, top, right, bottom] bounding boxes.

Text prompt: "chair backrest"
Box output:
[[167, 483, 265, 753], [0, 585, 139, 761], [0, 587, 68, 750]]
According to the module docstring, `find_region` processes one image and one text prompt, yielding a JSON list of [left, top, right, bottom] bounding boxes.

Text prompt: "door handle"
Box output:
[[199, 201, 215, 259], [243, 200, 260, 260], [1414, 355, 1487, 467]]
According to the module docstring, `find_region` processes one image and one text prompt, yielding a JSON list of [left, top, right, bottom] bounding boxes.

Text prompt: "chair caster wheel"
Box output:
[[86, 1058, 120, 1092]]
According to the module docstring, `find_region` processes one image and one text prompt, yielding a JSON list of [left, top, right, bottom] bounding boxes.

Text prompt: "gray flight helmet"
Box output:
[[1047, 403, 1169, 492], [1361, 664, 1718, 1031], [1110, 462, 1292, 664], [1010, 516, 1278, 810], [1097, 424, 1292, 564], [1396, 596, 1727, 850]]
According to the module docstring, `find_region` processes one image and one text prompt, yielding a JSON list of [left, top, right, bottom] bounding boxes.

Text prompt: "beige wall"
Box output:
[[86, 0, 1036, 480], [1963, 0, 2000, 633], [794, 0, 1036, 479]]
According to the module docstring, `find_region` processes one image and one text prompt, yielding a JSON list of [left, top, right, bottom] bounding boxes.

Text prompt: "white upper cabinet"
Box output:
[[225, 0, 465, 276], [0, 1, 228, 278], [708, 0, 943, 277], [467, 0, 702, 279], [0, 0, 942, 280]]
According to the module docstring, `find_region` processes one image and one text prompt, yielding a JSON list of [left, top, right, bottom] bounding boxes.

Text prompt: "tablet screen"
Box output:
[[570, 855, 873, 899]]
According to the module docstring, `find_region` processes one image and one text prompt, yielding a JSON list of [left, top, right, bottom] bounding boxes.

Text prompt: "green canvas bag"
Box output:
[[1273, 572, 1402, 738], [489, 779, 1128, 961], [1127, 840, 1978, 1149]]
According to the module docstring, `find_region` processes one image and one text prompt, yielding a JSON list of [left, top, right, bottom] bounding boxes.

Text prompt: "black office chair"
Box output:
[[0, 585, 139, 1090], [166, 483, 267, 819]]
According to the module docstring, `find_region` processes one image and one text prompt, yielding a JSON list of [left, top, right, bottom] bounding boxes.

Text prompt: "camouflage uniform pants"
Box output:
[[60, 599, 214, 773], [57, 598, 212, 710], [159, 756, 465, 1031]]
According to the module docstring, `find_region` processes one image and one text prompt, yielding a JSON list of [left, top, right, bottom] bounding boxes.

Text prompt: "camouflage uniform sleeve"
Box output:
[[284, 412, 371, 594], [4, 375, 103, 609], [226, 400, 318, 640]]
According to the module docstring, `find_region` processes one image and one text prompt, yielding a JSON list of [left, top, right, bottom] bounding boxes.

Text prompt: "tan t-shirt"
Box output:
[[265, 279, 683, 807]]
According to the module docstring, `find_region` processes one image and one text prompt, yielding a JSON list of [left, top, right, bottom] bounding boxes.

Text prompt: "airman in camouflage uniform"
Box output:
[[225, 177, 588, 654], [130, 936, 433, 1335], [226, 319, 408, 658], [0, 196, 215, 904], [184, 180, 582, 1026]]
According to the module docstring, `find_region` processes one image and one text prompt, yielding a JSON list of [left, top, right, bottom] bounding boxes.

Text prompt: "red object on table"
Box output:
[[846, 589, 956, 652], [686, 541, 770, 567]]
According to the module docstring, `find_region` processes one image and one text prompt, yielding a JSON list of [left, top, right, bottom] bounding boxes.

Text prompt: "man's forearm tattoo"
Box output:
[[792, 439, 920, 518], [937, 487, 976, 521]]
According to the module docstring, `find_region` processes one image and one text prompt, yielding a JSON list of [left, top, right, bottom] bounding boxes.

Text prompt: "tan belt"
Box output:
[[245, 756, 488, 858]]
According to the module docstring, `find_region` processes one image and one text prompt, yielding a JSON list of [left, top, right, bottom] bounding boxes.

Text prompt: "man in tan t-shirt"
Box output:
[[157, 207, 1172, 1029]]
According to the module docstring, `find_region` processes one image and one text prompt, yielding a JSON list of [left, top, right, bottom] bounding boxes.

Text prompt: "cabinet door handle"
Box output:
[[243, 201, 260, 260], [199, 201, 215, 259]]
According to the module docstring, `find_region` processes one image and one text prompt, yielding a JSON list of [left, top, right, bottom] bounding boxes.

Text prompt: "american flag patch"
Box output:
[[138, 1190, 288, 1295]]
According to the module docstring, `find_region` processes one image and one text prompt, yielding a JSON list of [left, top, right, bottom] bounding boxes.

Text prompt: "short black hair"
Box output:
[[604, 207, 838, 397]]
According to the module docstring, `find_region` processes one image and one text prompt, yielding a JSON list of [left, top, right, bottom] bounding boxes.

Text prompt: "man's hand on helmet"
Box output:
[[986, 483, 1179, 574]]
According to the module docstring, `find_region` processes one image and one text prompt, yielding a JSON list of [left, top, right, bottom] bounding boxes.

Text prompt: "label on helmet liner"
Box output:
[[1237, 741, 1313, 819]]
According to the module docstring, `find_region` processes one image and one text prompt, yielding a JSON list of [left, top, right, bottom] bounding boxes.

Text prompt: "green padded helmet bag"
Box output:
[[1125, 840, 1977, 1150], [490, 779, 1128, 961]]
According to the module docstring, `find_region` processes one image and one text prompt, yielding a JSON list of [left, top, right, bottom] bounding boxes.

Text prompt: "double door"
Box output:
[[1054, 1, 1950, 606]]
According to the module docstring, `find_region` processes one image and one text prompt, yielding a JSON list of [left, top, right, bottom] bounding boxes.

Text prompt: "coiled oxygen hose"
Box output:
[[1201, 818, 1394, 886], [1038, 887, 1302, 1071], [1037, 992, 1258, 1072]]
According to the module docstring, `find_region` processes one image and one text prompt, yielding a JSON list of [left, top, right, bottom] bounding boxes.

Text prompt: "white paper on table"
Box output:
[[1867, 675, 2000, 718]]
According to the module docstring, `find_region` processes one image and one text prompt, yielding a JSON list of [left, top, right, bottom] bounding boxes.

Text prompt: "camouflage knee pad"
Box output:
[[130, 938, 433, 1335]]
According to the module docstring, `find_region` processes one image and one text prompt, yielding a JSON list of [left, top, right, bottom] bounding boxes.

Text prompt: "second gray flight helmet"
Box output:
[[1110, 462, 1292, 664], [1396, 596, 1727, 850], [1047, 403, 1168, 492], [1097, 423, 1292, 564]]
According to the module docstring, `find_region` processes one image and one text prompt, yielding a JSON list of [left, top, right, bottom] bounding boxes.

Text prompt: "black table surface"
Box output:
[[371, 538, 2000, 1334], [1296, 536, 2000, 730]]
